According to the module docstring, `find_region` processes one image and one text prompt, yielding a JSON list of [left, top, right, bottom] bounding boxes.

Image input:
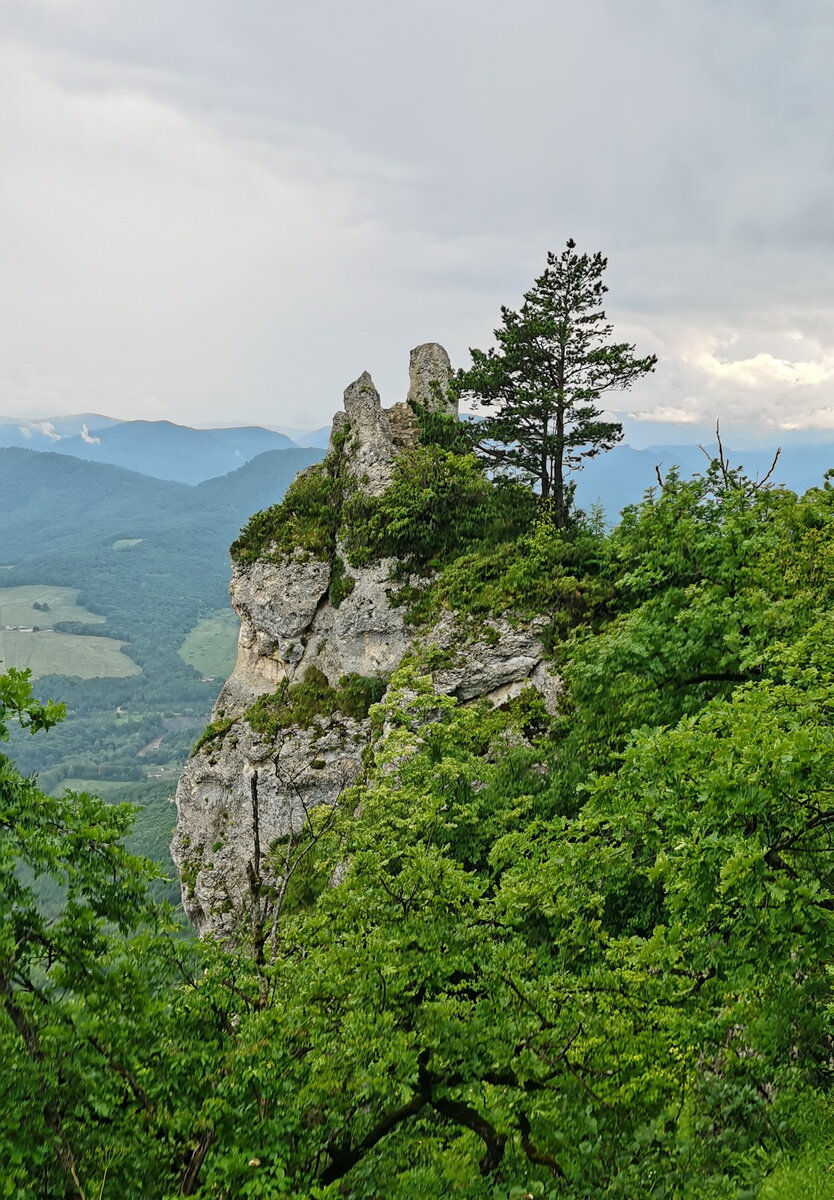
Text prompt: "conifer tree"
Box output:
[[455, 240, 657, 527]]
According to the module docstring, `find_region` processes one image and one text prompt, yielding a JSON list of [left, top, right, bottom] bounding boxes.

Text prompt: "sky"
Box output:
[[2, 0, 834, 445]]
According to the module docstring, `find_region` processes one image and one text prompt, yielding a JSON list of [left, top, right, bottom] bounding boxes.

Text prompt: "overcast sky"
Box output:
[[2, 0, 834, 443]]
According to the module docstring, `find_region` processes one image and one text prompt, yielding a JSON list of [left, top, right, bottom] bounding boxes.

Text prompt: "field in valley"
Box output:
[[0, 583, 105, 628], [0, 629, 140, 679], [178, 608, 239, 679]]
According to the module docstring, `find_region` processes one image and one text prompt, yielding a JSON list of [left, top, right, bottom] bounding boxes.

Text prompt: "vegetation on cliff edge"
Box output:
[[5, 452, 834, 1196]]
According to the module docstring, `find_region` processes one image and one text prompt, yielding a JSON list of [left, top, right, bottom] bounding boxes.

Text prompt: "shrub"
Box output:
[[244, 667, 386, 738], [341, 445, 536, 574], [191, 716, 236, 755], [328, 556, 356, 607], [230, 427, 350, 563], [393, 510, 611, 631]]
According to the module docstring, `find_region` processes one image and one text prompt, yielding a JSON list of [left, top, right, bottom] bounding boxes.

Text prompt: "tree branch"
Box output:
[[321, 1089, 429, 1184], [180, 1129, 215, 1196], [431, 1097, 507, 1175], [518, 1111, 565, 1177]]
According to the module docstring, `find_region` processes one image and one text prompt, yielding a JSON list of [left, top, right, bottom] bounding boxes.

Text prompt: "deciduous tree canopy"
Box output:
[[4, 456, 834, 1197]]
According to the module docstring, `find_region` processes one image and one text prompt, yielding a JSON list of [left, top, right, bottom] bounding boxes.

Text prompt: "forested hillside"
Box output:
[[4, 434, 834, 1196], [0, 445, 323, 880]]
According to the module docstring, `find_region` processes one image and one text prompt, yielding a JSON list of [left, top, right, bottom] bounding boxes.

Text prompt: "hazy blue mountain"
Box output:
[[186, 447, 325, 517], [0, 442, 325, 750], [265, 424, 333, 447], [44, 420, 298, 484], [577, 441, 834, 519], [0, 413, 123, 448], [294, 425, 332, 447], [0, 443, 321, 875], [0, 447, 189, 561], [0, 413, 306, 483], [0, 445, 324, 572]]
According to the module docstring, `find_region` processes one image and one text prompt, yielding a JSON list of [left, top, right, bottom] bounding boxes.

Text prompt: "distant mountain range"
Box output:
[[3, 409, 833, 519], [0, 414, 329, 484], [577, 440, 834, 519]]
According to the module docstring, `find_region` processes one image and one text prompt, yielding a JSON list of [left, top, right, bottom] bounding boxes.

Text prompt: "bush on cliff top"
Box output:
[[341, 445, 536, 573], [231, 427, 610, 632], [230, 428, 350, 563]]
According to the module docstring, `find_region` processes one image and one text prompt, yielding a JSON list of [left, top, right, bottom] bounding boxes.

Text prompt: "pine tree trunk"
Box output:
[[553, 398, 566, 528]]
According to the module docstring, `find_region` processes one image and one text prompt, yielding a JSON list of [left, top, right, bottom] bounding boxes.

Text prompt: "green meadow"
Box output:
[[0, 629, 140, 679], [0, 584, 105, 628], [177, 607, 238, 679]]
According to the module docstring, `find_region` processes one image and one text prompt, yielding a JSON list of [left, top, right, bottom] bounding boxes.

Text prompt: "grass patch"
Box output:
[[245, 667, 386, 738], [0, 630, 141, 679], [178, 608, 239, 678], [0, 584, 105, 628], [192, 716, 237, 755]]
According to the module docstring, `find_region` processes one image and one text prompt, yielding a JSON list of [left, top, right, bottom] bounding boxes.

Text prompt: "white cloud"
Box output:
[[0, 41, 409, 425], [628, 406, 700, 425], [79, 423, 100, 443], [694, 346, 834, 389], [776, 407, 834, 431], [30, 420, 60, 440], [3, 3, 834, 440]]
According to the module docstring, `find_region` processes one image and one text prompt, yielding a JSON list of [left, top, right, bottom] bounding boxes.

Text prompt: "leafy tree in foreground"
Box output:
[[6, 463, 834, 1196], [0, 668, 194, 1198], [454, 239, 657, 527]]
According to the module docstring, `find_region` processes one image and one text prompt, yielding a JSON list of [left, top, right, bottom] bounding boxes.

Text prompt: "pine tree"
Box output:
[[455, 240, 657, 527]]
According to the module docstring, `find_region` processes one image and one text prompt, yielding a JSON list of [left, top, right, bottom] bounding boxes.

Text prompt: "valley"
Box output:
[[4, 416, 834, 906], [0, 439, 324, 891]]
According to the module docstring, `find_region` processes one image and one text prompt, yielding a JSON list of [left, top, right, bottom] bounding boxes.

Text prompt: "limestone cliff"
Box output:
[[172, 343, 558, 936]]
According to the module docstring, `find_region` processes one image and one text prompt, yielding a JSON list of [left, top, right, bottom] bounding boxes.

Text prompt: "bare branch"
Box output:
[[756, 446, 782, 489]]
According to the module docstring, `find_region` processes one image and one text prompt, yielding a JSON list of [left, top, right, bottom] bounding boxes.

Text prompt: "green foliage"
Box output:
[[342, 444, 537, 574], [328, 555, 356, 606], [9, 453, 834, 1197], [192, 714, 236, 755], [245, 666, 387, 738], [231, 429, 348, 563], [532, 463, 811, 818], [400, 501, 611, 629], [756, 1095, 834, 1199], [409, 398, 479, 455], [0, 669, 185, 1197], [455, 239, 656, 526], [0, 666, 64, 738]]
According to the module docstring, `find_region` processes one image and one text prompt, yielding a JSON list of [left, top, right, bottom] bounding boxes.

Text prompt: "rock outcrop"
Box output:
[[172, 344, 558, 937], [406, 342, 453, 412]]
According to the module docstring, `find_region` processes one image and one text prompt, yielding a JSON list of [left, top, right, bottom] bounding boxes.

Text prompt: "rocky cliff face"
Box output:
[[172, 344, 558, 937]]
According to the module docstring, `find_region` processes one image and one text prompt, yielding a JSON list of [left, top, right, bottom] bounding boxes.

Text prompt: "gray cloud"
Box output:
[[2, 0, 834, 437]]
